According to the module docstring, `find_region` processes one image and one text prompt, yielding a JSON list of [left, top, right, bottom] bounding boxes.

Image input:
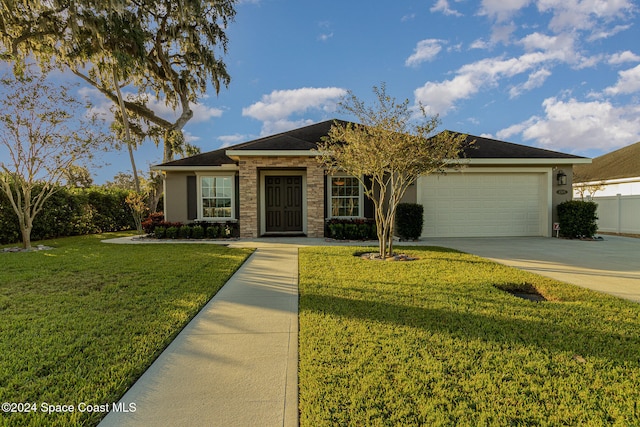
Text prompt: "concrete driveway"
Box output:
[[423, 235, 640, 303]]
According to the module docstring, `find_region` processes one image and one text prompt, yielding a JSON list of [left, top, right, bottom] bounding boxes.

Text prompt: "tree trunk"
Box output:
[[20, 225, 32, 250], [148, 179, 163, 213], [112, 67, 140, 193]]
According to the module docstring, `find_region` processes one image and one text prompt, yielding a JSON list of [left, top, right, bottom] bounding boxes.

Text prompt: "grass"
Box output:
[[299, 246, 640, 426], [0, 232, 253, 427]]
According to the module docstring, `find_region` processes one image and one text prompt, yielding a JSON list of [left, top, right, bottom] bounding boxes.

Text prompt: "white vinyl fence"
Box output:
[[592, 195, 640, 234]]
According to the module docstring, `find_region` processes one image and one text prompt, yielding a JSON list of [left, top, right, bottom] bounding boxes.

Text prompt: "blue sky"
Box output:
[[7, 0, 640, 184]]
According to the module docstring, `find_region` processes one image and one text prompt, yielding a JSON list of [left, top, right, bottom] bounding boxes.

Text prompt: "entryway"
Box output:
[[265, 176, 303, 233]]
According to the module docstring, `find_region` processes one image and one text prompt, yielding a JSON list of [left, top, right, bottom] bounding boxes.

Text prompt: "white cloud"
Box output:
[[497, 96, 640, 151], [479, 0, 532, 22], [217, 134, 250, 148], [604, 64, 640, 95], [491, 23, 517, 44], [183, 131, 200, 144], [317, 21, 334, 42], [242, 87, 347, 135], [401, 13, 416, 22], [260, 119, 317, 136], [430, 0, 463, 16], [448, 43, 463, 53], [405, 39, 445, 67], [509, 68, 552, 98], [537, 0, 635, 33], [518, 32, 578, 63], [414, 52, 557, 114], [608, 50, 640, 65], [470, 39, 491, 50], [414, 74, 477, 115], [588, 24, 632, 41]]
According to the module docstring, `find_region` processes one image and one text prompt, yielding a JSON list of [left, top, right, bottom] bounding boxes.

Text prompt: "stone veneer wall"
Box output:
[[238, 156, 325, 238]]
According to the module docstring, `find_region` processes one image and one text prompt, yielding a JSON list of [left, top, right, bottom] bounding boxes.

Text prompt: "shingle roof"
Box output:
[[452, 132, 586, 159], [157, 119, 586, 168], [573, 141, 640, 182]]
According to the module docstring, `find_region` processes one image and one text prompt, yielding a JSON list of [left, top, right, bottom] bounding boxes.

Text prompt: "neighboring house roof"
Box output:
[[156, 119, 587, 168], [574, 141, 640, 182]]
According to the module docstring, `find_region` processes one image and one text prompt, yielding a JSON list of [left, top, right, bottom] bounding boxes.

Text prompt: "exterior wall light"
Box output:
[[556, 170, 567, 186]]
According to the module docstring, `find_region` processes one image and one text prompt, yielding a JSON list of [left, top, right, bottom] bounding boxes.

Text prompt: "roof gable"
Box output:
[[574, 141, 640, 182], [156, 119, 587, 168]]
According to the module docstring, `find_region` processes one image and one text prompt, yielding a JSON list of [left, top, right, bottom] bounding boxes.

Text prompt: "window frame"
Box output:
[[197, 174, 236, 221], [327, 174, 364, 219]]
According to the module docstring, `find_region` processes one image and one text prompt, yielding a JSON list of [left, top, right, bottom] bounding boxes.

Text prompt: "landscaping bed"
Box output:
[[299, 246, 640, 426], [0, 232, 253, 426]]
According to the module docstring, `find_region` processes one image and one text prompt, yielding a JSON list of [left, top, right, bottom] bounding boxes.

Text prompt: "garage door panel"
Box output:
[[419, 173, 546, 237]]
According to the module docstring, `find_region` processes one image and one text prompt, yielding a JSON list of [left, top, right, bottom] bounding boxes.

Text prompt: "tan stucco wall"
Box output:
[[163, 171, 191, 223], [238, 156, 325, 238], [552, 166, 574, 226]]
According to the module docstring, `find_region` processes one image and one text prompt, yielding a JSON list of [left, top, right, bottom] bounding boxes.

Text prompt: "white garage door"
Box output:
[[417, 172, 548, 237]]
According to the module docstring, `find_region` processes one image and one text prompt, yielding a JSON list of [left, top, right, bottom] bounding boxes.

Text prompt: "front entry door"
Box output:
[[265, 176, 303, 233]]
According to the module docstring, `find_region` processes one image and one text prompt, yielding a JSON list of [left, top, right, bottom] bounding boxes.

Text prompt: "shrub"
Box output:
[[395, 203, 424, 240], [165, 226, 178, 239], [154, 226, 166, 239], [344, 223, 357, 239], [328, 223, 344, 240], [557, 200, 598, 238], [206, 224, 220, 239], [142, 212, 165, 234], [178, 225, 191, 239], [191, 225, 204, 239], [326, 219, 377, 240]]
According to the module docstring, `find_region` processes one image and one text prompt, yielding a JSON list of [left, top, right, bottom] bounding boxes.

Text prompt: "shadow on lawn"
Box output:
[[301, 293, 640, 366]]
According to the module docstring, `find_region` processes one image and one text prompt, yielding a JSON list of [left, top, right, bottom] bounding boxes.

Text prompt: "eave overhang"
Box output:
[[447, 158, 592, 166]]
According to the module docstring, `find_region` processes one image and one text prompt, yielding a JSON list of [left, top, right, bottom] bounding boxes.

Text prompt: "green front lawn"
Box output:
[[299, 246, 640, 426], [0, 233, 253, 427]]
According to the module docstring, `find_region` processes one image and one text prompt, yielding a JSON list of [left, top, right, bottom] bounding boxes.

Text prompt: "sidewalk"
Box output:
[[99, 247, 299, 427]]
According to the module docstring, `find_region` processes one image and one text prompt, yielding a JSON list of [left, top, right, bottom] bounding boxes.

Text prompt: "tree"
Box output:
[[63, 165, 94, 188], [0, 72, 108, 249], [573, 170, 605, 200], [104, 169, 163, 212], [317, 84, 468, 258], [0, 0, 235, 189]]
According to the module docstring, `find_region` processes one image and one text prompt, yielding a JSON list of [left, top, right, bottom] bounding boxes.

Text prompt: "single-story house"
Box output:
[[152, 119, 590, 238], [573, 141, 640, 235], [573, 140, 640, 198]]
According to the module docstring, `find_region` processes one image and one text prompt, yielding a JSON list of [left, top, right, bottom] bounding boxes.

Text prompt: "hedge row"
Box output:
[[0, 186, 137, 245], [326, 218, 377, 240], [142, 214, 240, 239]]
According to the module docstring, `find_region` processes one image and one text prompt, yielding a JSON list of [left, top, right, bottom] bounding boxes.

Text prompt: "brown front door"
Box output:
[[265, 176, 303, 232]]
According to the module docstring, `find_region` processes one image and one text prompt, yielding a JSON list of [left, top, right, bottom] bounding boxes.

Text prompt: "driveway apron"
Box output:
[[99, 247, 299, 427]]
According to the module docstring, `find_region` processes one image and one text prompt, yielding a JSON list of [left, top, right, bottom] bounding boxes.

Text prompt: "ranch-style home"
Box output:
[[152, 119, 591, 239]]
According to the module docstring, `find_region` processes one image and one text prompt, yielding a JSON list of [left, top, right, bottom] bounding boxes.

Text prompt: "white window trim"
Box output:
[[196, 173, 236, 221], [327, 174, 365, 219]]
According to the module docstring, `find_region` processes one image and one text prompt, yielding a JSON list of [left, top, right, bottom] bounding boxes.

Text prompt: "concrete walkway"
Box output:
[[99, 247, 299, 427]]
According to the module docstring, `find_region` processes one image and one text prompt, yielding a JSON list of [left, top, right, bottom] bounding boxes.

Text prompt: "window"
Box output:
[[330, 176, 362, 217], [201, 176, 233, 219]]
